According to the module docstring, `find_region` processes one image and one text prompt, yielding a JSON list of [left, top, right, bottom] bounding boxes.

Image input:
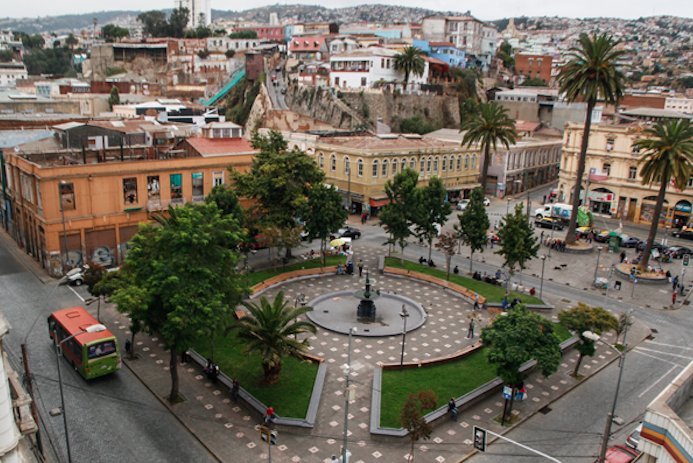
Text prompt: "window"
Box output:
[[433, 157, 438, 172], [123, 177, 138, 205], [603, 163, 611, 176], [147, 176, 161, 199], [392, 159, 398, 174], [212, 171, 224, 186], [382, 160, 388, 176], [410, 158, 415, 170], [427, 157, 432, 172], [629, 166, 637, 179], [344, 156, 351, 176], [318, 153, 324, 169], [330, 154, 336, 171], [361, 77, 367, 87], [457, 156, 461, 170], [59, 182, 75, 211], [192, 172, 203, 198], [471, 155, 477, 169], [442, 156, 447, 171], [606, 137, 615, 151], [450, 156, 455, 171], [372, 160, 379, 177], [170, 174, 183, 201], [420, 159, 425, 172], [631, 143, 641, 154], [20, 174, 34, 204], [357, 159, 363, 176]]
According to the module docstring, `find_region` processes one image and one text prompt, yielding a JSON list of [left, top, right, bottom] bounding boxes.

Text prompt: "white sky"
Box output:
[[4, 0, 692, 20]]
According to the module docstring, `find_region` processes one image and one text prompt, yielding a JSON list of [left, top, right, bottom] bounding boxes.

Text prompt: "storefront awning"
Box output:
[[369, 198, 391, 208]]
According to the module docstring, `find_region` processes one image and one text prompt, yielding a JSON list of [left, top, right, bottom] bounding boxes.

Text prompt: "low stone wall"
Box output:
[[384, 266, 487, 305], [380, 341, 483, 371], [250, 265, 338, 297]]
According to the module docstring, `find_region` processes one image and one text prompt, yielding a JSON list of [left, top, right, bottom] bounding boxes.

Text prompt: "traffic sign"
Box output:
[[684, 254, 690, 267], [502, 385, 513, 399], [473, 426, 487, 452]]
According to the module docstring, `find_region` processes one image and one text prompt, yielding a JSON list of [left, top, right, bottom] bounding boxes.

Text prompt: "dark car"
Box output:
[[673, 228, 693, 240], [330, 226, 361, 240], [620, 236, 642, 248], [636, 241, 669, 253], [534, 217, 564, 230], [626, 423, 642, 450], [667, 246, 693, 259]]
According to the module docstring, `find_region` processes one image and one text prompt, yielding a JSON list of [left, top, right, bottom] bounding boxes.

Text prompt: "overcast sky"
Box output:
[[3, 0, 692, 21]]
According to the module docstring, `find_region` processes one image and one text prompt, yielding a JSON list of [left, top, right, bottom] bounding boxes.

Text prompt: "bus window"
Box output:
[[88, 341, 117, 359]]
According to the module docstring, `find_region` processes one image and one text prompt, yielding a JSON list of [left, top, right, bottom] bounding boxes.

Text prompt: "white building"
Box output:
[[421, 15, 498, 69], [0, 62, 28, 87], [329, 47, 429, 90], [206, 36, 260, 53], [174, 0, 211, 28], [665, 96, 693, 114]]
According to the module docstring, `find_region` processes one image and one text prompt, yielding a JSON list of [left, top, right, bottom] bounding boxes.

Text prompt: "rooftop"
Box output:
[[317, 133, 460, 151], [184, 137, 257, 157], [620, 107, 692, 119]]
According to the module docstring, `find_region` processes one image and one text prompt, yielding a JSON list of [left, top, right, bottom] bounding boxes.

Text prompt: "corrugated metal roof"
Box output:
[[0, 129, 53, 148]]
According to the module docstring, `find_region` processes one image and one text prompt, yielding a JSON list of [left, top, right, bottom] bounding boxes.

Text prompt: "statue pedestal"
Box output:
[[357, 299, 376, 321]]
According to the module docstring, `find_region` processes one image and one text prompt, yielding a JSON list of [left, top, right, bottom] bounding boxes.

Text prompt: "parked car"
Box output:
[[672, 227, 693, 240], [483, 197, 491, 207], [636, 241, 669, 253], [330, 226, 361, 240], [620, 236, 642, 248], [457, 199, 470, 211], [535, 217, 564, 230], [595, 444, 640, 463], [667, 246, 693, 259], [576, 226, 592, 239], [626, 423, 642, 450], [58, 265, 89, 286], [594, 229, 611, 243]]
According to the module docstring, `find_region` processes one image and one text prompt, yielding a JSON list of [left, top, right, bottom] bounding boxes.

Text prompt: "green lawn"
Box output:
[[192, 330, 319, 419], [380, 349, 497, 428], [553, 322, 573, 343], [384, 257, 544, 304], [246, 255, 347, 287]]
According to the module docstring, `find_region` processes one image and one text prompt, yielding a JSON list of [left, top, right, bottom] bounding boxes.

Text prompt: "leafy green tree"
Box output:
[[558, 304, 618, 376], [112, 203, 246, 401], [17, 33, 45, 50], [23, 47, 72, 76], [456, 187, 490, 273], [558, 33, 626, 244], [496, 204, 539, 288], [137, 10, 168, 38], [413, 177, 451, 262], [229, 30, 258, 39], [398, 116, 436, 134], [452, 67, 481, 101], [101, 24, 129, 42], [461, 102, 517, 193], [205, 185, 244, 220], [400, 390, 437, 463], [634, 119, 693, 271], [197, 49, 210, 59], [232, 131, 324, 259], [520, 77, 547, 86], [496, 40, 514, 70], [108, 86, 120, 110], [380, 168, 419, 261], [434, 231, 459, 280], [235, 292, 316, 384], [394, 46, 426, 91], [301, 184, 347, 264], [167, 7, 190, 38], [0, 50, 14, 62], [481, 305, 561, 424], [225, 49, 236, 59], [615, 312, 633, 346]]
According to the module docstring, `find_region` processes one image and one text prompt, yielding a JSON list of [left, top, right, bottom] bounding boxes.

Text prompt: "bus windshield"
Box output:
[[87, 340, 117, 359]]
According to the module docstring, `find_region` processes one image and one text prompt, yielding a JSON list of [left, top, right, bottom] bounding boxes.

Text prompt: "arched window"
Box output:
[[410, 158, 416, 170], [457, 155, 461, 170], [464, 155, 470, 169], [392, 159, 398, 174], [403, 158, 408, 171], [427, 157, 432, 172], [357, 159, 363, 177], [471, 155, 477, 169], [449, 156, 455, 171], [330, 154, 336, 171], [318, 152, 324, 169], [433, 157, 439, 172], [372, 160, 379, 177], [382, 160, 388, 176], [344, 156, 350, 176], [420, 159, 425, 172], [442, 156, 447, 171]]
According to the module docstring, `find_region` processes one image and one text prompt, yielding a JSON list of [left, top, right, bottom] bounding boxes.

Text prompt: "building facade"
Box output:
[[174, 0, 211, 28], [421, 15, 497, 69], [514, 53, 553, 84], [0, 62, 28, 87], [559, 122, 693, 226], [1, 123, 255, 276], [329, 48, 429, 89]]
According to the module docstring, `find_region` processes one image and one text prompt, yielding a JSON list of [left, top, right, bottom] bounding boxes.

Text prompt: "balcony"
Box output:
[[147, 198, 163, 212]]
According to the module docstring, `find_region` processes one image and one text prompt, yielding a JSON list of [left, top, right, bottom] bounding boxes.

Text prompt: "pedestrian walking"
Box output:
[[672, 291, 677, 305], [672, 275, 679, 291], [231, 379, 240, 402], [467, 318, 475, 339], [620, 251, 626, 263], [264, 406, 276, 427], [358, 259, 364, 277], [473, 292, 480, 311], [447, 398, 458, 422]]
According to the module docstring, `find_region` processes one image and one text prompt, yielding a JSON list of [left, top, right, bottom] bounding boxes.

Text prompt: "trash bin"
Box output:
[[608, 234, 621, 253]]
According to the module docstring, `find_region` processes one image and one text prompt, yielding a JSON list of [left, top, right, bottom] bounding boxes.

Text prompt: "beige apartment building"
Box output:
[[558, 121, 693, 227]]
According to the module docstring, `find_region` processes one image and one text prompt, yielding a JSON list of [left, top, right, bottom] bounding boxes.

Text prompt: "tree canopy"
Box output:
[[301, 183, 347, 264], [456, 187, 490, 273], [380, 168, 419, 260], [496, 203, 539, 283], [413, 177, 451, 262], [400, 390, 437, 463], [558, 303, 618, 376], [394, 46, 426, 89], [101, 24, 129, 42], [137, 8, 190, 38], [112, 202, 246, 401]]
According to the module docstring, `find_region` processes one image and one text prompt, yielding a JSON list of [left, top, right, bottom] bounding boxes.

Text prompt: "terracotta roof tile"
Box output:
[[184, 137, 258, 157]]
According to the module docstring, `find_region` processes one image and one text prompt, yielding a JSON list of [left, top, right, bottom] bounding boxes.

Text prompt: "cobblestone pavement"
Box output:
[[103, 238, 652, 463]]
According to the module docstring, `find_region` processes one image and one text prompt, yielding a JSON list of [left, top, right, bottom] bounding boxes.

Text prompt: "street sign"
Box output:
[[473, 426, 487, 452], [502, 386, 513, 399], [684, 254, 690, 267]]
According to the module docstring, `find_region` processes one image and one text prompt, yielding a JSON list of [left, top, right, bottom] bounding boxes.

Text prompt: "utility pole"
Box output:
[[21, 344, 43, 455]]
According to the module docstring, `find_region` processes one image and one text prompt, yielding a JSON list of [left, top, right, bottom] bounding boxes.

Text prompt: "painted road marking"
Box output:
[[631, 349, 687, 367], [635, 346, 693, 361], [645, 340, 693, 351], [68, 286, 85, 302], [638, 365, 679, 398]]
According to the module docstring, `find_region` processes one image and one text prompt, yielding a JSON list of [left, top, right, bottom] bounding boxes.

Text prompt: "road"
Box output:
[[266, 60, 288, 110], [0, 236, 215, 463]]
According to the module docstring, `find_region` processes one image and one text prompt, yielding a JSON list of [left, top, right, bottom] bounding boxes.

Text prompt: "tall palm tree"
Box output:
[[461, 102, 517, 193], [235, 291, 316, 384], [557, 33, 626, 244], [634, 119, 693, 271], [394, 46, 426, 92]]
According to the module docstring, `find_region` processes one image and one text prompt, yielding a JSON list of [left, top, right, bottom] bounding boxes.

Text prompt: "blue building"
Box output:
[[413, 40, 465, 69]]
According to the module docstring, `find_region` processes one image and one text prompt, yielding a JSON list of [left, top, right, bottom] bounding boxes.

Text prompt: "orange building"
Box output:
[[2, 123, 256, 277], [514, 53, 553, 84]]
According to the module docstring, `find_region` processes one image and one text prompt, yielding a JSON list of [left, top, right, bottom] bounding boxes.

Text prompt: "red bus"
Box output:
[[47, 307, 121, 380]]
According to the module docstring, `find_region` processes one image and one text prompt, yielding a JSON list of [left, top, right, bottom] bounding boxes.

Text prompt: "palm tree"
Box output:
[[461, 102, 517, 193], [557, 33, 626, 244], [235, 291, 316, 384], [394, 46, 426, 92], [634, 119, 693, 271]]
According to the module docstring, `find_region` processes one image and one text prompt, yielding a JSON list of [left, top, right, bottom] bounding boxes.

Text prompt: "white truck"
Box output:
[[534, 203, 573, 221]]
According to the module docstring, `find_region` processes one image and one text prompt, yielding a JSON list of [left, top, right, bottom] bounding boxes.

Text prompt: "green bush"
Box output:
[[399, 116, 436, 134]]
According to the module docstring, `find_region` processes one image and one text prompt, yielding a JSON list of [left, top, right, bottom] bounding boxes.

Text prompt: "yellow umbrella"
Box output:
[[330, 238, 347, 247]]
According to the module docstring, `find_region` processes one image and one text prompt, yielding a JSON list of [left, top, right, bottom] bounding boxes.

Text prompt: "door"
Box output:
[[627, 198, 637, 221]]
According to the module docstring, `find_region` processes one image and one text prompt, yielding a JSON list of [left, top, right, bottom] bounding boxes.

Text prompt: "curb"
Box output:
[[0, 229, 54, 285], [455, 326, 652, 462], [121, 358, 223, 463]]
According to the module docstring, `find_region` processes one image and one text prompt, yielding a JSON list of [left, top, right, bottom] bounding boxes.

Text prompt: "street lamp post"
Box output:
[[59, 180, 69, 270], [341, 327, 356, 463], [399, 306, 410, 369], [584, 314, 632, 463], [506, 197, 511, 215], [593, 246, 603, 286], [53, 323, 107, 463], [539, 255, 546, 300], [294, 293, 307, 340], [346, 165, 352, 214]]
